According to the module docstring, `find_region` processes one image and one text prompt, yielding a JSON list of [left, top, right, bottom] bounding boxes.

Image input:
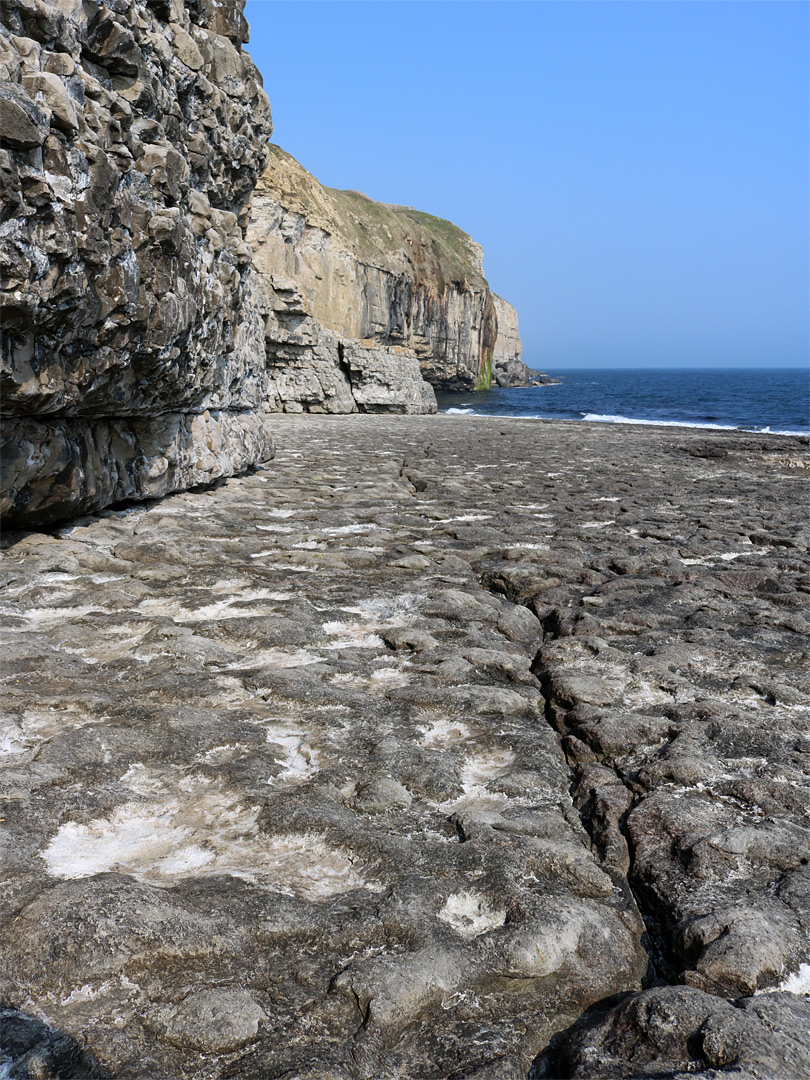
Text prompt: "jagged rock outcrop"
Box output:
[[249, 145, 531, 412], [0, 0, 273, 528]]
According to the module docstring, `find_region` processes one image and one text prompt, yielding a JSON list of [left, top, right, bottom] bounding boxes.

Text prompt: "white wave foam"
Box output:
[[438, 409, 807, 436], [581, 413, 738, 430]]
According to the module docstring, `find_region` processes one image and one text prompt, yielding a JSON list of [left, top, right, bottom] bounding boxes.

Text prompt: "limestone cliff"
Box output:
[[248, 145, 527, 412], [0, 0, 273, 528]]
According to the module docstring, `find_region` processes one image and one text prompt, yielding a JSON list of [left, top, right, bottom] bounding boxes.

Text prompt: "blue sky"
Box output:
[[243, 1, 808, 370]]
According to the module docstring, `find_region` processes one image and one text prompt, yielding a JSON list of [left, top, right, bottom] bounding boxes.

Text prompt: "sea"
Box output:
[[436, 368, 810, 437]]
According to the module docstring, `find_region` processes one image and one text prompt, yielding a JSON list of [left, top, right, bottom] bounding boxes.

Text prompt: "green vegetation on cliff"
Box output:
[[261, 144, 488, 290]]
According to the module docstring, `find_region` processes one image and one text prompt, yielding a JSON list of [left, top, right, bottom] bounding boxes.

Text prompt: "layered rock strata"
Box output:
[[1, 416, 807, 1078], [0, 0, 273, 528], [248, 144, 532, 412]]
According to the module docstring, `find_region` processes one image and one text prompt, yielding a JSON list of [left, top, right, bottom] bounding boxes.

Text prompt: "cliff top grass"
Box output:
[[256, 144, 488, 290]]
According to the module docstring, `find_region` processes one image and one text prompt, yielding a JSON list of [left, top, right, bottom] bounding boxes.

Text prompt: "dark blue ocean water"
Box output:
[[436, 368, 810, 436]]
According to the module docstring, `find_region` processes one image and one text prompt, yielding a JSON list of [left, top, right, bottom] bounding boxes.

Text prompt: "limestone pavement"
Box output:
[[1, 415, 808, 1079]]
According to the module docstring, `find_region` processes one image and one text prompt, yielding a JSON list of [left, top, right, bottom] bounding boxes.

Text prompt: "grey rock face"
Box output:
[[0, 0, 273, 528], [1, 416, 806, 1077]]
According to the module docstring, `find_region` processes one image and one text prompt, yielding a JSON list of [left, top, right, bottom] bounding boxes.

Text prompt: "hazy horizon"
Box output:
[[244, 0, 809, 373]]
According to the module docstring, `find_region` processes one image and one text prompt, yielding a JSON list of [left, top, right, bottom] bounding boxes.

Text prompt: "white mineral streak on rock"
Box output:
[[418, 717, 472, 747], [317, 523, 374, 535], [321, 629, 386, 650], [136, 592, 289, 622], [438, 892, 506, 939], [1, 707, 97, 757], [262, 724, 320, 782], [321, 592, 421, 650], [460, 749, 515, 794], [229, 648, 326, 669]]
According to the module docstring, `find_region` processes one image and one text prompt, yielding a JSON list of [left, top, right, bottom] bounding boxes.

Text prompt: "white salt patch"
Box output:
[[0, 723, 28, 757], [41, 775, 375, 898], [330, 673, 367, 688], [17, 605, 105, 625], [256, 524, 295, 533], [228, 648, 325, 669], [137, 594, 286, 622], [596, 497, 620, 502], [438, 891, 506, 939], [681, 551, 753, 566], [460, 748, 515, 794], [263, 724, 319, 782], [322, 632, 386, 651], [120, 763, 170, 796], [58, 979, 137, 1006], [436, 514, 492, 523], [581, 521, 614, 529], [196, 744, 242, 764], [292, 541, 320, 550], [248, 559, 317, 570], [340, 593, 423, 623], [265, 509, 296, 518], [419, 718, 471, 747], [369, 667, 409, 687], [318, 524, 373, 535], [1, 707, 97, 757], [331, 668, 409, 690]]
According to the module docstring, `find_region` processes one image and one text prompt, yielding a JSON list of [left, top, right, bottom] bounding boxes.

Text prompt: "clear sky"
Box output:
[[243, 0, 808, 371]]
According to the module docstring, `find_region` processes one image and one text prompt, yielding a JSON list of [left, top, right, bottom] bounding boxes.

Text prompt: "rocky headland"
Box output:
[[1, 417, 808, 1078], [248, 144, 542, 415]]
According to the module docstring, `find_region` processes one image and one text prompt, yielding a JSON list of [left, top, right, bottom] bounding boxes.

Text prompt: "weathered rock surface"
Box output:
[[538, 985, 810, 1079], [248, 144, 530, 410], [1, 416, 807, 1077], [0, 0, 273, 528]]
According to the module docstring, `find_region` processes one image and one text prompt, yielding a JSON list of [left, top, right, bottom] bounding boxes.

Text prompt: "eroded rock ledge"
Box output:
[[0, 0, 273, 528], [1, 417, 807, 1078]]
